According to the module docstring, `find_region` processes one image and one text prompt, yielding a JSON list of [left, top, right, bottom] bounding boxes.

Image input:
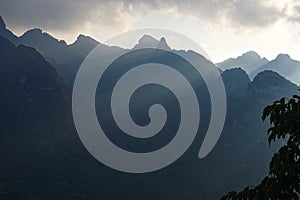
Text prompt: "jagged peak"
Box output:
[[158, 37, 170, 49], [20, 28, 68, 45], [134, 34, 171, 50], [160, 37, 166, 43]]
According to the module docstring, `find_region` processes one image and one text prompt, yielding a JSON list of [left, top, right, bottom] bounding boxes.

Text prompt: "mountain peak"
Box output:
[[134, 35, 170, 50], [68, 34, 99, 56], [240, 51, 261, 59], [22, 28, 43, 37], [276, 53, 291, 60], [138, 34, 159, 45], [0, 16, 18, 44], [74, 34, 99, 45], [70, 34, 99, 49], [252, 70, 296, 88], [0, 16, 6, 30], [77, 34, 88, 40], [158, 37, 170, 49]]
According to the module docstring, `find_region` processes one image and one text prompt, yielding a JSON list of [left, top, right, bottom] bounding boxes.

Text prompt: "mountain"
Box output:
[[1, 16, 300, 200], [221, 67, 250, 99], [18, 28, 70, 62], [217, 51, 269, 76], [0, 16, 100, 88], [0, 16, 18, 44], [0, 17, 173, 90], [0, 35, 96, 199], [69, 34, 100, 56], [133, 35, 171, 50], [249, 70, 298, 97], [17, 28, 101, 88], [250, 54, 300, 85], [0, 35, 67, 128], [218, 50, 300, 86]]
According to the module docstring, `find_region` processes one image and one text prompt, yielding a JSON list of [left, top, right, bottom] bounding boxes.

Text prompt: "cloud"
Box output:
[[0, 0, 134, 33], [228, 0, 284, 27], [122, 0, 286, 28], [288, 4, 300, 22], [0, 0, 298, 41]]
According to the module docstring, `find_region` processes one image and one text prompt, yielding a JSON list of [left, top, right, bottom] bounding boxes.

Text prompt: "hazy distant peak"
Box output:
[[138, 34, 158, 44], [0, 16, 6, 30], [217, 50, 267, 75], [134, 34, 171, 50], [241, 51, 261, 59], [275, 53, 291, 60], [219, 50, 262, 65]]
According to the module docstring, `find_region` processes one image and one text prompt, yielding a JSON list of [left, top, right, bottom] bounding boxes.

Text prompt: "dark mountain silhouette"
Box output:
[[0, 35, 67, 127], [0, 16, 300, 200], [217, 51, 269, 77], [0, 16, 18, 44], [0, 36, 82, 198], [249, 70, 298, 97], [0, 17, 100, 88], [17, 29, 101, 88], [250, 54, 300, 85], [69, 34, 100, 56], [18, 28, 69, 62], [221, 67, 250, 99]]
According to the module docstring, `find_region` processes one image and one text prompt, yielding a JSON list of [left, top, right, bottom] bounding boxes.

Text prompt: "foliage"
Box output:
[[221, 94, 300, 200]]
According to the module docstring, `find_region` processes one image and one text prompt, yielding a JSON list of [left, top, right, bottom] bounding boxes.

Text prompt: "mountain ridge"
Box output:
[[217, 51, 269, 76], [1, 17, 300, 200], [251, 54, 300, 85]]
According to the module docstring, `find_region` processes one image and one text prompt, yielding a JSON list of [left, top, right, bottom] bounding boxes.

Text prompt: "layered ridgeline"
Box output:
[[0, 16, 299, 199], [218, 51, 300, 85], [0, 16, 99, 88], [0, 36, 82, 198], [217, 51, 269, 77], [0, 35, 67, 128]]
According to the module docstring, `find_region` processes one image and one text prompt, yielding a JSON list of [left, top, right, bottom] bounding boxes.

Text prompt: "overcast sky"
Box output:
[[0, 0, 299, 62]]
